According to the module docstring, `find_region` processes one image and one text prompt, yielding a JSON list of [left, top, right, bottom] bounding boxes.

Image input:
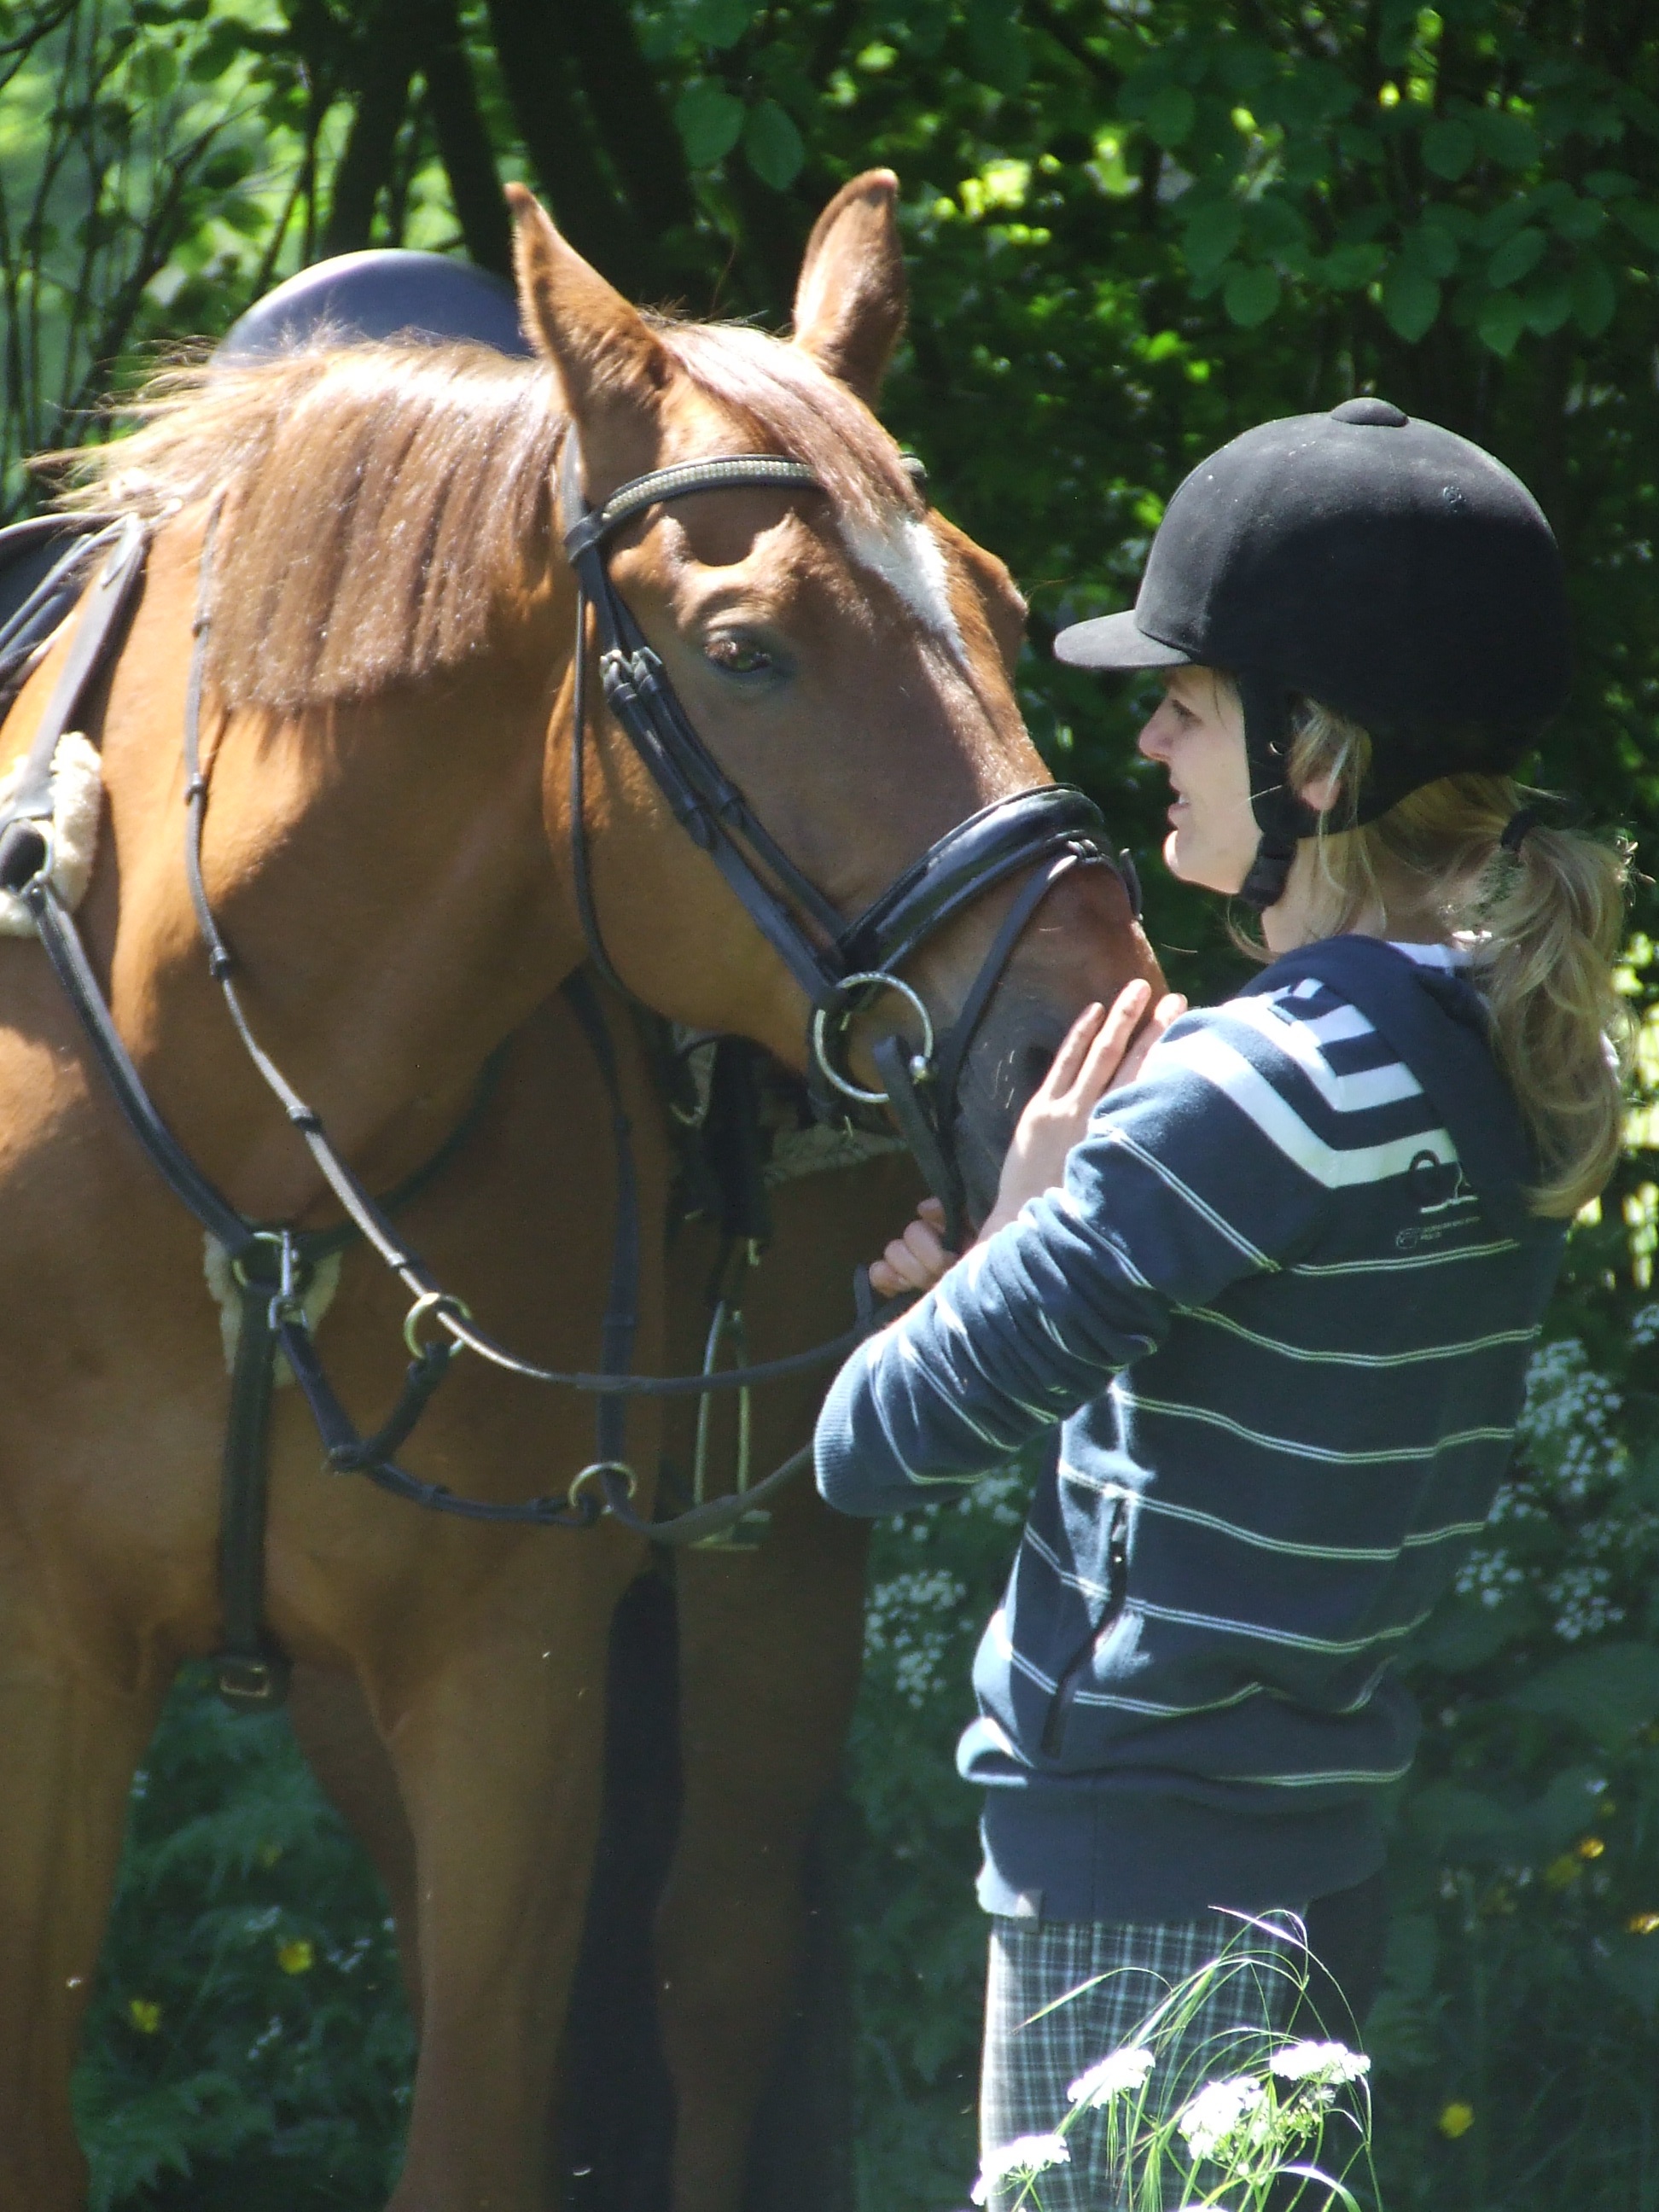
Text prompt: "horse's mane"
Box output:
[[59, 321, 916, 715]]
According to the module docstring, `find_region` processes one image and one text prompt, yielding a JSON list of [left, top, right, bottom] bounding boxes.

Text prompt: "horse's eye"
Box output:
[[705, 635, 772, 678]]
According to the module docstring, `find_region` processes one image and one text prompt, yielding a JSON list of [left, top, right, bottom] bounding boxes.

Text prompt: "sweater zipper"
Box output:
[[1039, 1493, 1130, 1759]]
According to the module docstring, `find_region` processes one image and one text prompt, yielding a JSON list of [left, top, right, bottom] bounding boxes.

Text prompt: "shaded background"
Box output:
[[7, 0, 1659, 2203]]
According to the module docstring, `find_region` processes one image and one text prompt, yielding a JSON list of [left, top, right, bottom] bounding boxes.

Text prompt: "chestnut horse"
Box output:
[[0, 173, 1154, 2212]]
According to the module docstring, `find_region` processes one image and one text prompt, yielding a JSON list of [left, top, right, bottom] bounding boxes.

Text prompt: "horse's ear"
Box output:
[[791, 169, 907, 405], [507, 184, 670, 445]]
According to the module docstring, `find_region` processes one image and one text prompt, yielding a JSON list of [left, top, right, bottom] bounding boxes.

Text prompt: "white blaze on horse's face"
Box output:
[[836, 509, 964, 658]]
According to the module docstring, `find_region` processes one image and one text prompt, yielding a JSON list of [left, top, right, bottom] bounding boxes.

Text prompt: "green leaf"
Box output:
[[1476, 286, 1527, 355], [1380, 259, 1441, 342], [685, 0, 755, 50], [1222, 262, 1279, 327], [1320, 242, 1388, 290], [126, 41, 178, 99], [673, 83, 745, 168], [1572, 250, 1617, 336], [1551, 194, 1606, 245], [1180, 197, 1243, 281], [1472, 106, 1540, 171], [1615, 201, 1659, 251], [1404, 218, 1459, 280], [1598, 1933, 1659, 2020], [966, 0, 1029, 96], [1585, 167, 1639, 199], [186, 21, 244, 82], [1141, 86, 1196, 150], [1246, 192, 1309, 258], [1487, 225, 1547, 288], [1522, 270, 1575, 335], [742, 98, 804, 190], [1421, 119, 1476, 180], [1511, 1640, 1659, 1744]]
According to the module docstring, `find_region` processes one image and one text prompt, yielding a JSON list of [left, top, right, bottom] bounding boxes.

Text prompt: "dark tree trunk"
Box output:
[[419, 0, 512, 275], [482, 0, 649, 290], [556, 0, 696, 247], [322, 1, 420, 255]]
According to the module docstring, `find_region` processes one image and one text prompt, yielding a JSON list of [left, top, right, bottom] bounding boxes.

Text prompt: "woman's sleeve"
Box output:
[[812, 1004, 1335, 1516]]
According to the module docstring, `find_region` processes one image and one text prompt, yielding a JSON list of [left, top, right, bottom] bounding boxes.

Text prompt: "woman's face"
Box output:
[[1136, 667, 1260, 894]]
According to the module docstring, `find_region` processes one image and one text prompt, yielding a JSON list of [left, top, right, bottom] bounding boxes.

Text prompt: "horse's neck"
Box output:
[[96, 522, 583, 1225]]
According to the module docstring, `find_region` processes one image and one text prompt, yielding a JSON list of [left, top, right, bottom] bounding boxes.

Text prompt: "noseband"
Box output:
[[559, 435, 1132, 1249]]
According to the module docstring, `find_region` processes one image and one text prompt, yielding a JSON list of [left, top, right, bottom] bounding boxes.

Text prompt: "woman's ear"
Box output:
[[1300, 770, 1342, 817]]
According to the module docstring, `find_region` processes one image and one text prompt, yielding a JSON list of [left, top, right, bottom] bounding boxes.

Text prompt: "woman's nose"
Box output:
[[1138, 707, 1169, 761]]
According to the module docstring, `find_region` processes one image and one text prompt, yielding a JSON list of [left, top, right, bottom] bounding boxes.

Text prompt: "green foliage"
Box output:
[[4, 3, 1659, 2207], [75, 1669, 411, 2210]]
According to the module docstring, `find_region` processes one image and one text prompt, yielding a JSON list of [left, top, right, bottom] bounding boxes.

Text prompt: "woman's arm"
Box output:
[[871, 984, 1185, 1297], [815, 993, 1333, 1516]]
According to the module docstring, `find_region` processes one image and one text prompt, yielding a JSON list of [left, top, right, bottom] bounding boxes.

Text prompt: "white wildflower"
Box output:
[[970, 2133, 1070, 2203], [1068, 2044, 1155, 2107], [1268, 2040, 1371, 2087], [1177, 2075, 1266, 2162]]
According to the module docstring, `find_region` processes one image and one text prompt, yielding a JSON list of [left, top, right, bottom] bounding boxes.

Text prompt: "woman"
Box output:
[[813, 399, 1628, 2206]]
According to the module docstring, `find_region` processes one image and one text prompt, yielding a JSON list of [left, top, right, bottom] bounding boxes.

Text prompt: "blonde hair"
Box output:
[[1270, 696, 1629, 1219]]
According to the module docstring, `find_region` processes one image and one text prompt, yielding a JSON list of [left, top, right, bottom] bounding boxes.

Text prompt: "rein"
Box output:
[[0, 458, 1134, 1707]]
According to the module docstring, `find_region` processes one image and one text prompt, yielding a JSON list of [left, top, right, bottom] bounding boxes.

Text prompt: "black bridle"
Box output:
[[558, 434, 1128, 1252], [0, 457, 1133, 1704]]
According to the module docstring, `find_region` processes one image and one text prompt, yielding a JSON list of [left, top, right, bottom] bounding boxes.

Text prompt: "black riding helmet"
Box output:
[[1054, 397, 1572, 910]]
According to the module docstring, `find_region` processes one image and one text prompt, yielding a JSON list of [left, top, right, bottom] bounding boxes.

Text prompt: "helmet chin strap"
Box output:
[[1235, 669, 1319, 914]]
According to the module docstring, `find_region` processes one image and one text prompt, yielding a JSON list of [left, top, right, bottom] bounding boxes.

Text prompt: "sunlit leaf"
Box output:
[[742, 98, 804, 191], [672, 82, 745, 168]]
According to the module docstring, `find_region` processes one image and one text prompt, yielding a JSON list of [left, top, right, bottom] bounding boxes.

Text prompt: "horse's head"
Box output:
[[512, 174, 1160, 1223]]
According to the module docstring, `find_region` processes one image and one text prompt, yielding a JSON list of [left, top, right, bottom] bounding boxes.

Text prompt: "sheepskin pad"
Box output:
[[0, 730, 103, 932], [201, 1236, 344, 1383]]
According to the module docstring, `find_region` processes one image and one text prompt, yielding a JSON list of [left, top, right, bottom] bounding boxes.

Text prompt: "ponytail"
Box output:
[[1277, 699, 1630, 1220]]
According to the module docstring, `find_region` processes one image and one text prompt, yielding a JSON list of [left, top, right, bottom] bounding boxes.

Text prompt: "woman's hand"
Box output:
[[870, 1196, 956, 1300], [976, 978, 1187, 1240], [866, 978, 1186, 1301]]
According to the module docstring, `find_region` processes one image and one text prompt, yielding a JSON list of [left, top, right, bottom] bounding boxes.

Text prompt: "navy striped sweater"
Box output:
[[815, 936, 1567, 1922]]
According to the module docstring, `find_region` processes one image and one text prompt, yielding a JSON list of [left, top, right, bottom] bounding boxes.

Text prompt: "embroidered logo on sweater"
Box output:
[[1395, 1149, 1481, 1249]]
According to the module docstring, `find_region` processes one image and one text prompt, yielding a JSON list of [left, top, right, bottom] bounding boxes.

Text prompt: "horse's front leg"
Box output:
[[658, 1153, 917, 2212], [369, 1526, 644, 2212], [288, 1663, 423, 2017], [0, 1598, 168, 2212]]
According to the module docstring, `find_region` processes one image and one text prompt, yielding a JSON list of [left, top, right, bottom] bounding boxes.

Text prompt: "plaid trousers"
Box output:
[[978, 1912, 1304, 2212]]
